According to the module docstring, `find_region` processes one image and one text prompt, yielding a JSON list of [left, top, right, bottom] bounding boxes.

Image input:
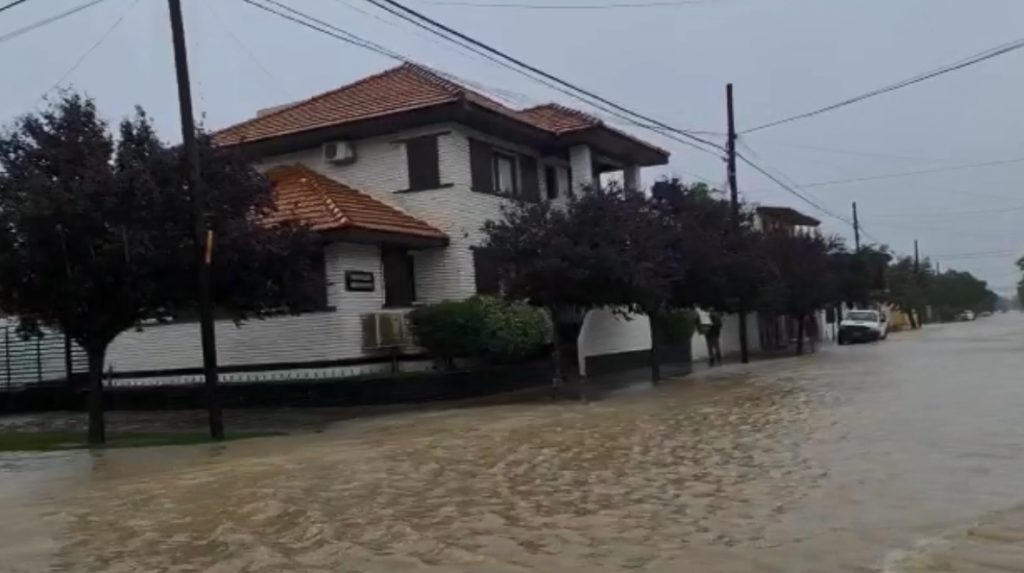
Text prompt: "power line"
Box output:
[[206, 0, 293, 99], [361, 0, 722, 153], [761, 142, 965, 164], [873, 204, 1024, 220], [733, 139, 884, 242], [239, 0, 405, 57], [734, 151, 849, 225], [744, 35, 1024, 134], [0, 0, 30, 15], [930, 249, 1021, 261], [795, 155, 1024, 189], [36, 0, 140, 104], [0, 0, 107, 46], [245, 0, 727, 166], [421, 0, 714, 9]]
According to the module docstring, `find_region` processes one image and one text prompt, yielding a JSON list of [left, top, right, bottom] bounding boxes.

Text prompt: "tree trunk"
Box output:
[[908, 309, 919, 329], [548, 307, 565, 400], [648, 310, 661, 385], [795, 315, 806, 356], [86, 347, 106, 445]]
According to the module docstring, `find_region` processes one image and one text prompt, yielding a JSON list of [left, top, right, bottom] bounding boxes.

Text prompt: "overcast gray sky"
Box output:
[[2, 0, 1023, 293]]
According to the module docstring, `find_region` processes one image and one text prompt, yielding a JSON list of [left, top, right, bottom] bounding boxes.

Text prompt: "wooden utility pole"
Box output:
[[168, 0, 223, 440], [914, 239, 920, 274], [726, 83, 749, 364], [852, 202, 861, 252]]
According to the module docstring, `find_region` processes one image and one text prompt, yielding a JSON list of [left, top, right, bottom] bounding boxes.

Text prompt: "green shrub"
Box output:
[[475, 296, 551, 363], [656, 309, 697, 345], [407, 299, 487, 366], [407, 296, 550, 367]]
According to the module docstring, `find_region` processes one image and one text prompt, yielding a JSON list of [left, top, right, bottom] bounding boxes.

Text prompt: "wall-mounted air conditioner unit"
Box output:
[[322, 141, 356, 165], [362, 312, 407, 349]]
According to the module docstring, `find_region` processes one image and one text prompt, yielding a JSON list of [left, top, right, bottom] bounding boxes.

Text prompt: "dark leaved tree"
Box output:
[[482, 187, 629, 398], [758, 228, 840, 354], [885, 256, 928, 328], [0, 94, 319, 444]]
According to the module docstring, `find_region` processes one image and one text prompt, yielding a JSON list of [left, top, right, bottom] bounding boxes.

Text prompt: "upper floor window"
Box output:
[[470, 138, 540, 202], [544, 165, 571, 200], [493, 152, 517, 195], [405, 134, 440, 191]]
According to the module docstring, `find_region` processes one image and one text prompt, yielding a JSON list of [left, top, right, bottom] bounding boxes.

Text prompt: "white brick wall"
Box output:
[[105, 242, 385, 372], [577, 309, 652, 376]]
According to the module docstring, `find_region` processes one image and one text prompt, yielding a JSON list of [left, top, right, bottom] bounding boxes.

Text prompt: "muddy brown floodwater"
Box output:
[[3, 316, 1024, 572]]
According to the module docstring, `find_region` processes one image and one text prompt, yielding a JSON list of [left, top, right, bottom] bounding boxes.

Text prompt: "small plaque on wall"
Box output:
[[345, 271, 375, 292]]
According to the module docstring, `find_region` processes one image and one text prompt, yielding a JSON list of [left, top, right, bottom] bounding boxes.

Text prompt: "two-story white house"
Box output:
[[104, 64, 670, 385]]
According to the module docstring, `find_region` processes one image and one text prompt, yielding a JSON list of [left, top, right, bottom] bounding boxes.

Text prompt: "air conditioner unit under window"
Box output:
[[322, 141, 356, 164], [362, 312, 407, 349]]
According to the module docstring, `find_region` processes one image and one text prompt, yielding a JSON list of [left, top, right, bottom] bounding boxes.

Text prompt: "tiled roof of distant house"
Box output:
[[266, 164, 447, 242], [756, 206, 822, 228], [212, 64, 669, 163]]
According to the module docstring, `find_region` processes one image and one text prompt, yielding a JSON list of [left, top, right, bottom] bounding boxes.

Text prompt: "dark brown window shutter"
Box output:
[[406, 135, 440, 191], [520, 155, 540, 203], [383, 247, 416, 307], [473, 248, 500, 295], [544, 165, 558, 200], [470, 138, 493, 193]]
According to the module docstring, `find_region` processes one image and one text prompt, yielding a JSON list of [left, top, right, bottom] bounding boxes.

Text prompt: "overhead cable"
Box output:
[[744, 36, 1024, 134], [0, 0, 31, 15], [362, 0, 721, 152], [0, 0, 107, 46], [421, 0, 714, 9]]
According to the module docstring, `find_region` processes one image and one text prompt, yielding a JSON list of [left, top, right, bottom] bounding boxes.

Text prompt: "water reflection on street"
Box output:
[[3, 316, 1024, 572]]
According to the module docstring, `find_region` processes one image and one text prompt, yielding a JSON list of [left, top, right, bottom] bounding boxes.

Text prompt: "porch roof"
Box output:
[[266, 164, 448, 246]]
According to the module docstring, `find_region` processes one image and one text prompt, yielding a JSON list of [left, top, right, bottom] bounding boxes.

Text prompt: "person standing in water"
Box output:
[[706, 311, 724, 366]]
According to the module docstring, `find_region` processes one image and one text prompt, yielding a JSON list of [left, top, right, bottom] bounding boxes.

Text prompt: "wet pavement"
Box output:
[[2, 315, 1024, 572]]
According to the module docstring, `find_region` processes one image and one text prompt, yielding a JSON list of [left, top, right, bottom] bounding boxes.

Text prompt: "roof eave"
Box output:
[[557, 126, 669, 167]]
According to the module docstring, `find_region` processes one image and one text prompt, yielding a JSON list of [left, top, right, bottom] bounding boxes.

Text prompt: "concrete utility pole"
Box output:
[[726, 83, 750, 364], [167, 0, 223, 440], [852, 202, 861, 253], [914, 239, 920, 274]]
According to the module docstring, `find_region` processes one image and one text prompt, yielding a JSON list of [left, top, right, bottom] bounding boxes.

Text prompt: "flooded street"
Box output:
[[3, 316, 1024, 572]]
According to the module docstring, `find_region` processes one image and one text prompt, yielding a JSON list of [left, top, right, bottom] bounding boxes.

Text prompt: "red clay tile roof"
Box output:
[[212, 64, 668, 160], [517, 103, 600, 133], [266, 164, 447, 241]]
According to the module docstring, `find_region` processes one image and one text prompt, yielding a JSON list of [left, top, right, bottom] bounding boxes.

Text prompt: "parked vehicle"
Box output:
[[838, 309, 888, 345], [957, 310, 977, 321]]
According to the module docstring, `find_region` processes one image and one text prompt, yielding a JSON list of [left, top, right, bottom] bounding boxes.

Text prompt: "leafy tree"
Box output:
[[885, 256, 927, 328], [0, 94, 318, 444], [757, 229, 840, 354], [927, 268, 998, 321], [831, 244, 891, 307], [482, 193, 619, 397]]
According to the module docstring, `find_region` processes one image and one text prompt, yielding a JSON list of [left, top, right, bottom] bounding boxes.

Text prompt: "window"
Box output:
[[405, 135, 440, 191], [469, 138, 539, 202], [382, 247, 416, 307], [493, 152, 517, 196], [544, 165, 570, 201], [545, 165, 558, 200], [473, 248, 501, 295], [272, 249, 329, 313], [302, 250, 330, 311]]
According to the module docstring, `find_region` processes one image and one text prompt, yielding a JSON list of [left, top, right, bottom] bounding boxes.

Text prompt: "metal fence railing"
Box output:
[[1, 324, 87, 392]]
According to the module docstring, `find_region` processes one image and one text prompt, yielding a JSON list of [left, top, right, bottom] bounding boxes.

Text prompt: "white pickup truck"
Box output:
[[838, 309, 888, 345]]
